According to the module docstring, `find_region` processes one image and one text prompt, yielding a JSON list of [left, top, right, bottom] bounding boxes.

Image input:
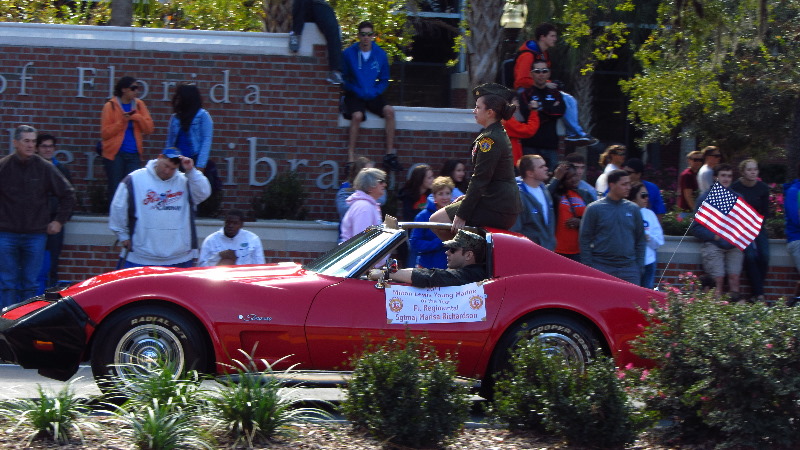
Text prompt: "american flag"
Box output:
[[695, 182, 763, 250]]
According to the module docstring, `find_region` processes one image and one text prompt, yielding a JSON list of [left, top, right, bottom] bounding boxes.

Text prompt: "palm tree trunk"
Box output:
[[465, 0, 505, 86], [109, 0, 132, 27], [262, 0, 292, 33]]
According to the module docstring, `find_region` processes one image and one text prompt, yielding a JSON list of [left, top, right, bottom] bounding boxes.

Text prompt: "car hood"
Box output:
[[59, 262, 309, 297]]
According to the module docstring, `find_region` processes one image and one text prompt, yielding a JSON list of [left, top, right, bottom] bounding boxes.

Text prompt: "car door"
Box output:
[[305, 276, 507, 377]]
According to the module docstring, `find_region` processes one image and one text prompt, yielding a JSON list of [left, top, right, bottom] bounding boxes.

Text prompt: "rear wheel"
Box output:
[[481, 314, 599, 398], [90, 306, 208, 394]]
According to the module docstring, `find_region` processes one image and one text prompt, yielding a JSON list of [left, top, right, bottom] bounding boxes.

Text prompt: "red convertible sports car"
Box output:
[[0, 223, 663, 393]]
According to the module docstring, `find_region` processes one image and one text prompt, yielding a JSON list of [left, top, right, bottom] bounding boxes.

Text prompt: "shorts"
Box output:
[[700, 241, 744, 278], [342, 93, 387, 120], [444, 200, 518, 230]]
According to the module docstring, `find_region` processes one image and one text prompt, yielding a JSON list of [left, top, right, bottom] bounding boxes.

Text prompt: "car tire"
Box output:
[[90, 306, 208, 393], [481, 314, 599, 399]]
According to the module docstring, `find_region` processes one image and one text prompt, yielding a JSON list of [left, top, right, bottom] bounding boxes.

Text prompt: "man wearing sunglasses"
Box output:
[[341, 21, 402, 173], [512, 22, 597, 147], [369, 230, 487, 288], [517, 60, 565, 170], [678, 150, 704, 211]]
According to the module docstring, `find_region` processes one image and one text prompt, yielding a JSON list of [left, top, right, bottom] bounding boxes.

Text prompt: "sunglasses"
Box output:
[[377, 179, 386, 184], [691, 158, 704, 162], [359, 31, 374, 37], [531, 68, 550, 74], [640, 193, 649, 199], [446, 247, 460, 254]]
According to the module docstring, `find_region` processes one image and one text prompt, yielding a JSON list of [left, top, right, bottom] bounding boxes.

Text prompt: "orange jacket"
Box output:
[[100, 97, 154, 160], [513, 41, 551, 90], [503, 112, 540, 167]]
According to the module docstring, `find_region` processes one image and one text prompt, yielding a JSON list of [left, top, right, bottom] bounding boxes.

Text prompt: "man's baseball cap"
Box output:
[[161, 147, 182, 163], [442, 230, 486, 251]]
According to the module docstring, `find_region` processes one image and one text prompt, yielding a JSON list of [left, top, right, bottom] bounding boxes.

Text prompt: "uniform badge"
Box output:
[[477, 138, 494, 152]]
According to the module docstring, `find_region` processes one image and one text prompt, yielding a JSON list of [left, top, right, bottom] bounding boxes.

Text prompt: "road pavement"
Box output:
[[0, 364, 345, 402]]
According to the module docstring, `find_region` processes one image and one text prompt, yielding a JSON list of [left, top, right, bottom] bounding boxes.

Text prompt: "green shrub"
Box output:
[[632, 273, 800, 448], [252, 171, 308, 220], [341, 335, 471, 449], [489, 338, 645, 448], [113, 399, 214, 450], [107, 361, 205, 411], [0, 381, 98, 445], [203, 351, 332, 447]]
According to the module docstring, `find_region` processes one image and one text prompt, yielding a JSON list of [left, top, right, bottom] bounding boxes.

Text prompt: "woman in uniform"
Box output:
[[430, 83, 521, 236]]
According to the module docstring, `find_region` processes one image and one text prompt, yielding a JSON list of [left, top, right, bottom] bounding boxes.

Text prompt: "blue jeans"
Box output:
[[103, 151, 142, 203], [641, 262, 656, 289], [743, 230, 770, 296], [0, 232, 47, 308], [561, 92, 586, 137]]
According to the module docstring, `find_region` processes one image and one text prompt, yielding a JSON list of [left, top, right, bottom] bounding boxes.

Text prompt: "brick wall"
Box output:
[[0, 23, 478, 222]]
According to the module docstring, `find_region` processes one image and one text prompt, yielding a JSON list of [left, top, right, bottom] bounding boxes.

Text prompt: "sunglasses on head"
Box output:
[[359, 31, 374, 37], [531, 68, 550, 74]]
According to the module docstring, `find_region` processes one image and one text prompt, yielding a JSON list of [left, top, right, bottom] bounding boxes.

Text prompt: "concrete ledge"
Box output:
[[659, 235, 793, 267], [65, 215, 339, 253], [0, 21, 322, 56], [337, 107, 481, 133], [65, 216, 795, 268]]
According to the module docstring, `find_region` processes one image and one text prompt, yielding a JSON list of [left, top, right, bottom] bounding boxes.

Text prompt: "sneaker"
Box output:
[[383, 153, 404, 172], [327, 70, 344, 85], [565, 134, 599, 146], [288, 33, 300, 52]]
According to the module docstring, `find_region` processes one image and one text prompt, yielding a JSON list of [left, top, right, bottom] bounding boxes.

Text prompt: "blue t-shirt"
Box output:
[[119, 102, 138, 154]]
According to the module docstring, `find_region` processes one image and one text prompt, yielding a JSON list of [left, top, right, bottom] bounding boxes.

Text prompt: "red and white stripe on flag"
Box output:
[[694, 182, 764, 251]]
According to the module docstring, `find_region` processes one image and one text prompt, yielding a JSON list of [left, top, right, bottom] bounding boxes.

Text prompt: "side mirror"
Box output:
[[387, 258, 398, 274]]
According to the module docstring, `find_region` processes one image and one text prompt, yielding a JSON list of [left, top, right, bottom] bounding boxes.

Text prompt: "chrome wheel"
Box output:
[[113, 324, 186, 382], [536, 331, 587, 372]]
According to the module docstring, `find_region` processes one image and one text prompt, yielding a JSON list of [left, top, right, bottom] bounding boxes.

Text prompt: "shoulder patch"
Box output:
[[477, 138, 494, 152]]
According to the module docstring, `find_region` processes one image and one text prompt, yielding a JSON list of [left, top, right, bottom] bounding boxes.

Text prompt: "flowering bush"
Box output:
[[488, 338, 648, 448], [629, 273, 800, 448], [765, 183, 786, 239], [660, 207, 693, 236]]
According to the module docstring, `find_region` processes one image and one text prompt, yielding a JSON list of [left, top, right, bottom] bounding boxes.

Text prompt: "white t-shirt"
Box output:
[[523, 182, 549, 225], [198, 228, 266, 267], [697, 164, 714, 197], [640, 207, 664, 265]]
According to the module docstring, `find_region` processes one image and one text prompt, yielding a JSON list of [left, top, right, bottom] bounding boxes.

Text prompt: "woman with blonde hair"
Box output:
[[595, 144, 627, 195]]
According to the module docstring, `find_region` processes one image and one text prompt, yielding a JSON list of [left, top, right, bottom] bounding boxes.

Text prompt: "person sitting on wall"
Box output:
[[341, 20, 402, 172], [198, 210, 265, 266]]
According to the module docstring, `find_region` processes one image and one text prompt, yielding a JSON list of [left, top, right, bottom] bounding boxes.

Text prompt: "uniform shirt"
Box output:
[[456, 121, 520, 221], [410, 264, 487, 288], [198, 228, 265, 267]]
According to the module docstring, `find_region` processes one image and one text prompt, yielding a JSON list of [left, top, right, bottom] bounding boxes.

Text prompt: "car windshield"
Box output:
[[303, 226, 401, 278]]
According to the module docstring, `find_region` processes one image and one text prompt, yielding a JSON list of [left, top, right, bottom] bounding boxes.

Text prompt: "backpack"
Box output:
[[500, 49, 533, 89]]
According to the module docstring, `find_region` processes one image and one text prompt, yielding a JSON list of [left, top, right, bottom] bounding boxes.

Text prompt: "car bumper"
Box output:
[[0, 295, 90, 381]]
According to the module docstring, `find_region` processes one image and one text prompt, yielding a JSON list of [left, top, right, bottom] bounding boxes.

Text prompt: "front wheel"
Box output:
[[90, 306, 208, 393], [482, 314, 599, 398]]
